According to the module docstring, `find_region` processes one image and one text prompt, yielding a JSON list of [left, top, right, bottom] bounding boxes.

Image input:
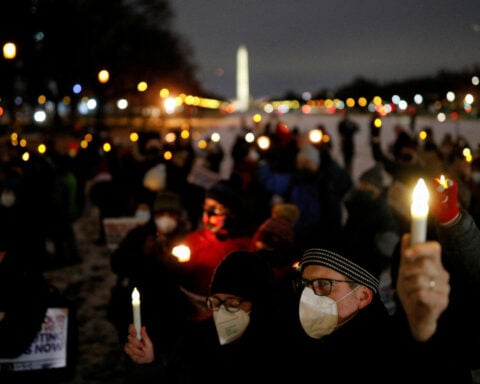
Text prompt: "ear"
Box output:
[[356, 285, 373, 310]]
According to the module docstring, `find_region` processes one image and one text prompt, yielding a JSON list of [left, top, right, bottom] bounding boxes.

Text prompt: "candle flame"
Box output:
[[411, 178, 429, 216], [439, 174, 449, 189], [132, 287, 140, 303], [172, 244, 191, 262]]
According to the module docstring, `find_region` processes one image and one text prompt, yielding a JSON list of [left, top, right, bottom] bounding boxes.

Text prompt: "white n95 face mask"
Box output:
[[155, 216, 178, 234], [0, 190, 15, 208], [213, 307, 250, 345], [135, 209, 151, 222], [299, 286, 357, 339]]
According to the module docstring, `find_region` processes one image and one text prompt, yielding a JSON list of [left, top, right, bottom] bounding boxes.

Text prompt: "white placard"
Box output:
[[0, 307, 69, 371]]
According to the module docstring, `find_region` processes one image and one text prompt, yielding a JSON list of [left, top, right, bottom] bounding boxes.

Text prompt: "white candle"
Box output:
[[410, 178, 429, 245], [131, 287, 142, 340]]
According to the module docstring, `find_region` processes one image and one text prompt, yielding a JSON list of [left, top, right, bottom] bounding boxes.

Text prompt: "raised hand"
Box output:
[[396, 234, 450, 341]]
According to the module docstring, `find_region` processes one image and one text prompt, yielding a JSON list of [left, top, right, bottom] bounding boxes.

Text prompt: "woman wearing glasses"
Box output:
[[124, 250, 285, 383]]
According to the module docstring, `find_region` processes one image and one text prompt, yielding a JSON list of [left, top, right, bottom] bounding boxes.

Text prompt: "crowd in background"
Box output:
[[1, 112, 480, 382]]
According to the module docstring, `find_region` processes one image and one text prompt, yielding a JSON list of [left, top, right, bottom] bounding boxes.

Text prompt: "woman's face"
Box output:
[[202, 197, 228, 233]]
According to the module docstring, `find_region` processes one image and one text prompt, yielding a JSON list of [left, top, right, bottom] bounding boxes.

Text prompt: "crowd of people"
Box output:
[[1, 114, 480, 383]]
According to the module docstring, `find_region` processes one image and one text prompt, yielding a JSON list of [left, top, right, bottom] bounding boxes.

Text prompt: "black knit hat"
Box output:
[[359, 164, 384, 190], [153, 190, 183, 213], [300, 248, 380, 293], [206, 180, 243, 214], [210, 251, 275, 305]]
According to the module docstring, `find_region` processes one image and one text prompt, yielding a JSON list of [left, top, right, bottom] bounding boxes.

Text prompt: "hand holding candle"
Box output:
[[431, 175, 459, 224], [131, 287, 142, 340], [410, 178, 429, 245]]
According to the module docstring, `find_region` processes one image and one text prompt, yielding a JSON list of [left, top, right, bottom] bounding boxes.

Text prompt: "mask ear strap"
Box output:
[[335, 284, 360, 303], [336, 309, 358, 328]]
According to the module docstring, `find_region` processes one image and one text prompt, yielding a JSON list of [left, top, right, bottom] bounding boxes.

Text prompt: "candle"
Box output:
[[172, 244, 191, 262], [410, 178, 429, 245], [131, 287, 142, 340]]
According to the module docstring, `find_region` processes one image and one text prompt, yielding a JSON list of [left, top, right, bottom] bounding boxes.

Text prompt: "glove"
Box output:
[[430, 176, 460, 224]]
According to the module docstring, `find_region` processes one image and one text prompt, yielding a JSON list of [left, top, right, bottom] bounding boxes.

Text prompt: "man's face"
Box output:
[[202, 197, 228, 233], [302, 265, 361, 324]]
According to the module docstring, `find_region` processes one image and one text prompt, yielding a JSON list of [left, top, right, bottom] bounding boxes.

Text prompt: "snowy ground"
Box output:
[[158, 112, 479, 183]]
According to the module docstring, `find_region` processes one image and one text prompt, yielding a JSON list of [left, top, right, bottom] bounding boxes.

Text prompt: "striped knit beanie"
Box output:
[[300, 248, 380, 294]]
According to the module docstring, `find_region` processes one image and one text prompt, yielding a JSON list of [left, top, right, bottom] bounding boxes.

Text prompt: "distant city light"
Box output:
[[180, 128, 190, 139], [73, 84, 82, 94], [163, 97, 176, 114], [446, 91, 455, 102], [117, 99, 128, 110], [137, 81, 148, 92], [87, 98, 97, 110], [98, 69, 110, 84], [277, 104, 289, 114], [302, 92, 312, 101], [33, 110, 47, 123], [245, 132, 255, 143], [414, 94, 423, 104], [256, 135, 270, 150], [165, 132, 176, 143], [129, 132, 139, 142], [465, 94, 474, 104], [102, 142, 111, 152], [358, 97, 367, 107], [373, 118, 382, 128], [472, 76, 479, 86], [159, 88, 170, 98], [263, 103, 274, 113], [437, 112, 446, 122], [78, 101, 89, 115], [37, 143, 47, 154], [346, 98, 355, 108], [398, 100, 408, 110], [34, 32, 44, 42]]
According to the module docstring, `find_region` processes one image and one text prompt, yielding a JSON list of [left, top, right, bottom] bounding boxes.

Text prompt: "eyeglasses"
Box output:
[[206, 296, 246, 313], [295, 278, 356, 296]]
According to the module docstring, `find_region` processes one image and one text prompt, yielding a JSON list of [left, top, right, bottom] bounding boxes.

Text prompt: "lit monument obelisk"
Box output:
[[236, 44, 250, 112]]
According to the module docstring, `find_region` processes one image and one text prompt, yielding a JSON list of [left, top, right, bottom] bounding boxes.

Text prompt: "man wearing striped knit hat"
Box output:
[[288, 244, 447, 383]]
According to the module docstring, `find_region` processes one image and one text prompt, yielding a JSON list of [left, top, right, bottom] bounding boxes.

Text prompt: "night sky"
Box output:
[[170, 0, 480, 99]]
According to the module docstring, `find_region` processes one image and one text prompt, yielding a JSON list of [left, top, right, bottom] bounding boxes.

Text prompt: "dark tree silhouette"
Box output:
[[0, 0, 204, 128]]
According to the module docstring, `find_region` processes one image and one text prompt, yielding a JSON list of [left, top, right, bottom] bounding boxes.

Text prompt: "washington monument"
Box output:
[[235, 44, 250, 112]]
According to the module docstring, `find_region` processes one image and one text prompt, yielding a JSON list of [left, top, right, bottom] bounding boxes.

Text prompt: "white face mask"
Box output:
[[0, 190, 16, 208], [135, 209, 151, 222], [213, 306, 250, 345], [155, 216, 178, 234], [299, 286, 358, 339], [247, 148, 260, 162]]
